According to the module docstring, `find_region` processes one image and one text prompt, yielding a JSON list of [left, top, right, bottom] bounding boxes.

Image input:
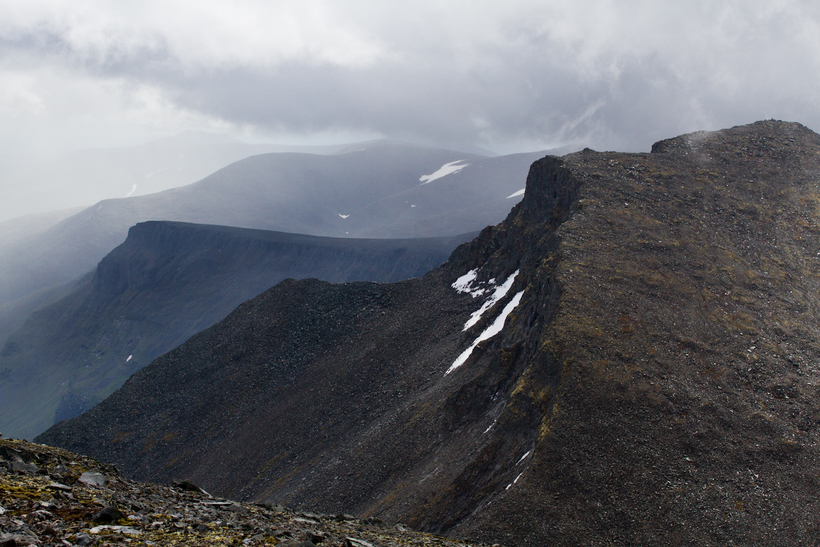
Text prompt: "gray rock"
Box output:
[[77, 471, 106, 487], [9, 461, 39, 475], [92, 504, 125, 522], [73, 533, 97, 546]]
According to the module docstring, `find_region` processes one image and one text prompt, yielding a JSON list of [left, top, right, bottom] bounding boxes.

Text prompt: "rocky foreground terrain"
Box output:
[[0, 438, 493, 547]]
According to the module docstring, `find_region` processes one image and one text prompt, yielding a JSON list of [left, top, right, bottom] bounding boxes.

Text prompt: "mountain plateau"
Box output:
[[0, 221, 471, 439]]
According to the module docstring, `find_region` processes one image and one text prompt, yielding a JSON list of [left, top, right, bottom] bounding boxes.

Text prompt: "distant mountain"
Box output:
[[0, 141, 546, 342], [0, 220, 472, 439], [0, 131, 353, 223], [0, 207, 84, 339], [40, 121, 820, 545]]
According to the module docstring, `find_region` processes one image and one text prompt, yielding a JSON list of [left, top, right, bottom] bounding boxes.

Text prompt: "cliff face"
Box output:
[[39, 121, 820, 545], [0, 221, 470, 439]]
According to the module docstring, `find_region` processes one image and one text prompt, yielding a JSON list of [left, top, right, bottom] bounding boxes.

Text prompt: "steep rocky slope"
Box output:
[[0, 221, 470, 439], [40, 121, 820, 545]]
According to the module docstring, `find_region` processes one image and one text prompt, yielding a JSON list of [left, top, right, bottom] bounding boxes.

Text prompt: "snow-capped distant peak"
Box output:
[[339, 214, 350, 219], [507, 188, 525, 199], [419, 160, 469, 184]]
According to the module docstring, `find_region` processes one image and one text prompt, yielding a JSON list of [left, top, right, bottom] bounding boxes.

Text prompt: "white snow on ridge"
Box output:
[[339, 213, 350, 219], [452, 269, 481, 295], [506, 188, 525, 199], [419, 160, 469, 184], [463, 270, 519, 331], [446, 290, 525, 375]]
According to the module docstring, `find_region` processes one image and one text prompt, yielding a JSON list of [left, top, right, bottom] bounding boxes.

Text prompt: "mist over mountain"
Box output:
[[0, 131, 355, 223], [39, 120, 820, 545], [0, 141, 546, 347], [0, 220, 472, 439]]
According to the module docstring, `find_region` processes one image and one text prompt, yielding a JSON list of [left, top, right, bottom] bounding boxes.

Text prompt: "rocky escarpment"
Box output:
[[40, 121, 820, 545], [0, 221, 471, 439]]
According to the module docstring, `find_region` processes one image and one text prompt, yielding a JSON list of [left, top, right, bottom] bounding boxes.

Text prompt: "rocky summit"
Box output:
[[0, 438, 490, 547], [39, 121, 820, 545]]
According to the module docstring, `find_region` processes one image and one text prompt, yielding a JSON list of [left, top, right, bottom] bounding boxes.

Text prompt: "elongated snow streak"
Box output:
[[446, 290, 524, 375], [145, 168, 168, 178], [419, 160, 469, 184], [516, 450, 531, 465], [505, 472, 524, 490], [124, 184, 137, 197], [506, 188, 525, 199], [463, 270, 519, 331], [126, 355, 132, 362], [338, 213, 350, 219]]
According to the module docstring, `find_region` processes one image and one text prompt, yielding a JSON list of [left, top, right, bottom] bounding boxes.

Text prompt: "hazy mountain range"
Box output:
[[0, 140, 551, 346], [39, 120, 820, 545], [0, 131, 357, 223]]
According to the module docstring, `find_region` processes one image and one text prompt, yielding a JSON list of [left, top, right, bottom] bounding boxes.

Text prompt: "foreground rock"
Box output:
[[0, 438, 493, 547]]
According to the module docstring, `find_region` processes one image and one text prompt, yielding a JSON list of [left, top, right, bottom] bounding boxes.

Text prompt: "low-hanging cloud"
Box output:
[[1, 0, 819, 166]]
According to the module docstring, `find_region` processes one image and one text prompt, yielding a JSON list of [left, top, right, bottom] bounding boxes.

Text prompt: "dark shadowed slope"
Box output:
[[0, 221, 471, 439], [39, 121, 820, 545]]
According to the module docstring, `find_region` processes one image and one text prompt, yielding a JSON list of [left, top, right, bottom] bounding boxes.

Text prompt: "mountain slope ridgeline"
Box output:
[[1, 221, 471, 439], [39, 121, 820, 545]]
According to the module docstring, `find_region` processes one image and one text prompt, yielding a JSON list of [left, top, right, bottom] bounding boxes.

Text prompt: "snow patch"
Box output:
[[505, 471, 525, 490], [145, 168, 168, 178], [126, 355, 132, 362], [338, 214, 350, 219], [506, 188, 525, 199], [419, 160, 469, 184], [452, 269, 480, 295], [516, 450, 531, 465], [463, 270, 519, 331], [124, 184, 137, 198], [446, 290, 525, 375]]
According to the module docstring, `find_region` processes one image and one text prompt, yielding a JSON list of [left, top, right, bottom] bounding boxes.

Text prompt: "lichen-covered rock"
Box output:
[[0, 438, 488, 546]]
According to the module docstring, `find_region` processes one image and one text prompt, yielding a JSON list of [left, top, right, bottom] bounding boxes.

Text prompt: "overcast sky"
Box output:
[[2, 1, 819, 213]]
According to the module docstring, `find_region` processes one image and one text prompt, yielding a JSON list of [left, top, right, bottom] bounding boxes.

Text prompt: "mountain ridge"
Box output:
[[39, 120, 820, 545], [0, 143, 545, 337], [0, 220, 473, 439]]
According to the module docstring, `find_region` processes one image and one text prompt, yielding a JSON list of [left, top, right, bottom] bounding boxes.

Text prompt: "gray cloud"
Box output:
[[1, 0, 819, 212]]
